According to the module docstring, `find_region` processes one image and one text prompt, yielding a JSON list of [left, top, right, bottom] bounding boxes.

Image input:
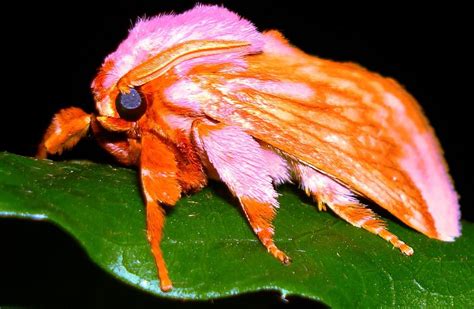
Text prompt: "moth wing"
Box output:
[[191, 31, 460, 240]]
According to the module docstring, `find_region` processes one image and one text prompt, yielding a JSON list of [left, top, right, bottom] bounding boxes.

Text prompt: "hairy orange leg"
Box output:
[[97, 139, 141, 166], [306, 190, 327, 212], [328, 203, 414, 255], [240, 198, 291, 264], [89, 117, 141, 165], [173, 130, 207, 192], [37, 107, 92, 158], [146, 200, 172, 291], [117, 40, 250, 92], [293, 163, 413, 255], [193, 120, 290, 264], [141, 132, 182, 291]]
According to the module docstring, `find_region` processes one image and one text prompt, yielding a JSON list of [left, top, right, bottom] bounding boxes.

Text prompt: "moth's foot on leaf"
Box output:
[[376, 229, 414, 256], [160, 279, 173, 292], [317, 200, 327, 212], [268, 244, 292, 265], [399, 243, 414, 256]]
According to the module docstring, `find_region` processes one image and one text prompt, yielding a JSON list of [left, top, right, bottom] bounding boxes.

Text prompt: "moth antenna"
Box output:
[[117, 40, 250, 93]]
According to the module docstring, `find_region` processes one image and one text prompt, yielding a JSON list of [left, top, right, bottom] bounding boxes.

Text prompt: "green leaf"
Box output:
[[0, 152, 473, 307]]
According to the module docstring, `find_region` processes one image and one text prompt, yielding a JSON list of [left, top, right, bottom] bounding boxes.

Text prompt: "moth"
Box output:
[[37, 5, 461, 291]]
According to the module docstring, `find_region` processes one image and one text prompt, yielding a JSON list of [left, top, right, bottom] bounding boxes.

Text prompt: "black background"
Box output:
[[1, 1, 472, 307]]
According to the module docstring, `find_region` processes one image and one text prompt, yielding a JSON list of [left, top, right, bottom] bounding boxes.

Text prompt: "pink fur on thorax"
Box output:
[[94, 5, 263, 96]]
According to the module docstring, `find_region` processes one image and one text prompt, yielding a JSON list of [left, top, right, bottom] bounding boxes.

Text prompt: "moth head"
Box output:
[[90, 4, 263, 125]]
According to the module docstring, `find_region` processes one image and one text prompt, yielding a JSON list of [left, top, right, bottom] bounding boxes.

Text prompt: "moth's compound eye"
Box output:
[[115, 88, 146, 121]]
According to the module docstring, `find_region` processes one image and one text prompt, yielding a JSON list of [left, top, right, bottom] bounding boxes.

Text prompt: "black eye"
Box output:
[[115, 88, 146, 121]]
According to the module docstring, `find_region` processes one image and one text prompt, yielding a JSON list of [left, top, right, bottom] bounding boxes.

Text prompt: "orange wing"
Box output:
[[191, 31, 460, 241]]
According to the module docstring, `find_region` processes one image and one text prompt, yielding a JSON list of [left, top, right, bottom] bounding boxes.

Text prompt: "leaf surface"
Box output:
[[0, 152, 472, 307]]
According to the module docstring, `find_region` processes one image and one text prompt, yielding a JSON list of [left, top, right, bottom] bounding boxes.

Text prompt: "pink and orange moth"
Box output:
[[37, 5, 461, 291]]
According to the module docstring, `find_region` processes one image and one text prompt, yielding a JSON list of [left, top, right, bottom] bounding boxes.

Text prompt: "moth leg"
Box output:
[[141, 132, 182, 291], [95, 139, 141, 166], [193, 120, 291, 264], [90, 118, 141, 166], [239, 197, 291, 264], [293, 163, 414, 255], [173, 130, 207, 193], [328, 203, 414, 255], [308, 190, 327, 212], [37, 107, 92, 158], [146, 201, 172, 292]]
